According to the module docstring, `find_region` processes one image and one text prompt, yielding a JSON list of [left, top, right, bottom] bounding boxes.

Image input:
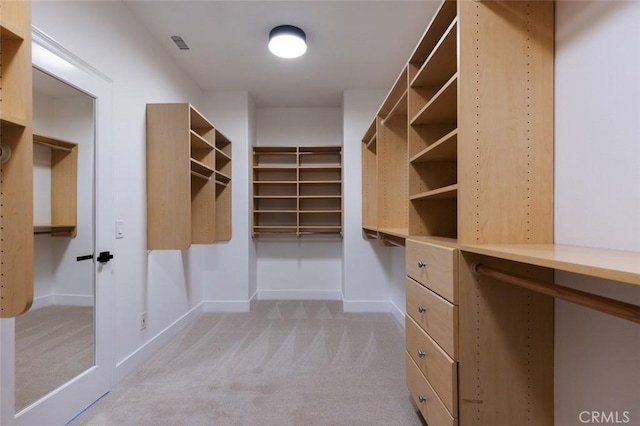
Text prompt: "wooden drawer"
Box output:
[[406, 353, 457, 426], [406, 277, 458, 359], [406, 315, 457, 416], [406, 239, 458, 304]]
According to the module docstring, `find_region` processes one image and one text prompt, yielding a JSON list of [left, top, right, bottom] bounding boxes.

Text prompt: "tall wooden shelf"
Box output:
[[252, 146, 342, 237], [33, 133, 78, 237], [361, 0, 556, 424], [361, 65, 410, 246], [146, 103, 232, 250], [0, 0, 33, 318]]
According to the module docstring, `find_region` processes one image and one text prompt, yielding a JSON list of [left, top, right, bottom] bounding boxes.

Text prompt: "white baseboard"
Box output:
[[258, 290, 342, 300], [31, 295, 54, 310], [114, 302, 203, 383], [31, 294, 94, 310], [203, 300, 252, 312], [342, 300, 405, 328], [54, 294, 94, 307], [342, 300, 392, 313], [389, 300, 406, 328]]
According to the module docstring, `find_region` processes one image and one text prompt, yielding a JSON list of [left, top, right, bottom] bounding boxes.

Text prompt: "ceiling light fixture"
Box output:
[[268, 25, 307, 59]]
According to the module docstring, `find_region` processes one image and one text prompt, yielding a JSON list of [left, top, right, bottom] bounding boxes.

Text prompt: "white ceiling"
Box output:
[[124, 1, 440, 107]]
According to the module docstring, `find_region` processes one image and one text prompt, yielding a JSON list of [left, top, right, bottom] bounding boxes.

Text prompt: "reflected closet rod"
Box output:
[[472, 263, 640, 324]]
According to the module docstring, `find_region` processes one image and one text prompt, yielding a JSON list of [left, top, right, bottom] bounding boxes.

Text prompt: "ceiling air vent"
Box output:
[[171, 35, 190, 51]]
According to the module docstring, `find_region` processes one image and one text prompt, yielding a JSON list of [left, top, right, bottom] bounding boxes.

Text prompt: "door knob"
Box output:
[[96, 251, 114, 264]]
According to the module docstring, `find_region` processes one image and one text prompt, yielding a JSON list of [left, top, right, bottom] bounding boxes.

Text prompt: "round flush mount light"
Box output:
[[268, 25, 307, 59]]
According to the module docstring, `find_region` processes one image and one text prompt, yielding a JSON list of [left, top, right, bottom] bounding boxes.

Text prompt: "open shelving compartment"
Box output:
[[407, 0, 458, 242], [32, 133, 78, 237], [252, 146, 342, 237]]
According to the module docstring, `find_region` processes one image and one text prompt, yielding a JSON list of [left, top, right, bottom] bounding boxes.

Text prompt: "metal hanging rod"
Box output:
[[472, 263, 640, 324]]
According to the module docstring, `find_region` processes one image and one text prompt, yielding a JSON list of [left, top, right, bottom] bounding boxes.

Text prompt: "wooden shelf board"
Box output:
[[298, 146, 342, 153], [378, 65, 408, 118], [410, 184, 458, 201], [34, 225, 76, 235], [411, 73, 458, 126], [366, 134, 377, 150], [378, 228, 409, 239], [408, 235, 459, 249], [299, 166, 341, 170], [362, 118, 377, 144], [254, 147, 298, 154], [299, 180, 342, 184], [0, 22, 25, 40], [384, 90, 408, 122], [189, 105, 214, 130], [254, 195, 297, 199], [408, 0, 457, 64], [215, 170, 231, 182], [190, 130, 214, 150], [254, 210, 297, 213], [33, 133, 77, 151], [1, 112, 27, 128], [460, 244, 640, 286], [411, 18, 458, 89], [410, 129, 458, 163], [254, 226, 297, 229], [254, 180, 296, 184], [299, 210, 342, 214], [298, 195, 341, 199], [253, 166, 296, 170], [190, 158, 214, 177]]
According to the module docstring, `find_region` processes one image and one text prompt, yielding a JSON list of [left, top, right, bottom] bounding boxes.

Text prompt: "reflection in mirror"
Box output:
[[15, 68, 96, 411]]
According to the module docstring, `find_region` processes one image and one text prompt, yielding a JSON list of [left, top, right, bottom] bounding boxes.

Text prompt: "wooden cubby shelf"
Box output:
[[1, 0, 34, 318], [33, 133, 78, 238], [147, 103, 232, 249], [252, 146, 342, 237]]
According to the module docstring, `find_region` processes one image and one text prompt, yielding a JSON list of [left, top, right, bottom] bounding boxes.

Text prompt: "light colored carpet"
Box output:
[[15, 305, 94, 411], [73, 301, 424, 426]]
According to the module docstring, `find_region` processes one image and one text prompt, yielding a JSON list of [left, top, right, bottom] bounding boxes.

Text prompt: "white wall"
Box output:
[[555, 2, 640, 424], [200, 91, 256, 309], [31, 0, 204, 376], [255, 108, 344, 299]]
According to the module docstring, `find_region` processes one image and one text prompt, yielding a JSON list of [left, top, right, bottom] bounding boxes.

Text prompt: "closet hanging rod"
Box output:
[[382, 238, 404, 248], [472, 263, 640, 324]]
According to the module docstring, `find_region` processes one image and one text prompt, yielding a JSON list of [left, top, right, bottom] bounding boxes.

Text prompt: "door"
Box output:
[[0, 30, 114, 426]]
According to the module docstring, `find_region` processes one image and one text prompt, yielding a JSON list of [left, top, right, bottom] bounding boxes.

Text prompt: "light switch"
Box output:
[[115, 220, 124, 239]]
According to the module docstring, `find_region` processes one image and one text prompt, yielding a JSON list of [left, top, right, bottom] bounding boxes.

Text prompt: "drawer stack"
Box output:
[[405, 238, 458, 426]]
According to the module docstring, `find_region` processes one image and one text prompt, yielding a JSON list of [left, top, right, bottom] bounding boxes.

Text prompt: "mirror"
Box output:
[[14, 68, 96, 411]]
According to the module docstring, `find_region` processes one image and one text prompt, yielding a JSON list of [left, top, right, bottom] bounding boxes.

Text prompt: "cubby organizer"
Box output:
[[252, 146, 342, 237], [1, 0, 34, 318], [146, 103, 232, 250]]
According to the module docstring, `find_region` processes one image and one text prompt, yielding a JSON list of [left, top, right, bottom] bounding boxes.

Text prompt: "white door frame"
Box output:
[[0, 27, 114, 426]]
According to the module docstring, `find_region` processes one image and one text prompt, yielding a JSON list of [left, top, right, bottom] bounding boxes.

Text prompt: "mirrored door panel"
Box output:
[[15, 68, 96, 411]]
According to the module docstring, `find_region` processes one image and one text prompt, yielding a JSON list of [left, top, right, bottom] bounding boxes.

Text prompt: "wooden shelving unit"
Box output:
[[33, 133, 78, 237], [361, 0, 556, 424], [147, 103, 232, 249], [1, 0, 34, 318], [361, 65, 410, 246], [252, 146, 342, 237]]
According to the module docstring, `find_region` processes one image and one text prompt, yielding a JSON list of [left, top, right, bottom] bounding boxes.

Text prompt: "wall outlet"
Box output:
[[140, 312, 147, 330]]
